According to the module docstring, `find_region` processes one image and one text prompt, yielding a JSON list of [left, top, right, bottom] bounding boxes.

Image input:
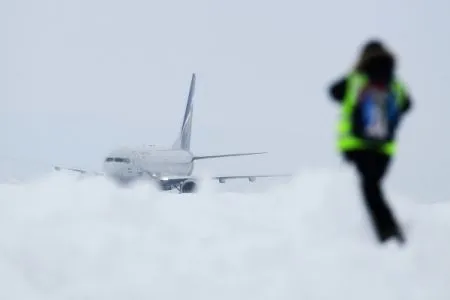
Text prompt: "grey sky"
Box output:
[[3, 0, 450, 200]]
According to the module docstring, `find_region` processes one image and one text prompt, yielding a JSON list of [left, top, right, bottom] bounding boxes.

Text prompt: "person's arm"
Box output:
[[402, 94, 413, 114], [328, 77, 347, 103]]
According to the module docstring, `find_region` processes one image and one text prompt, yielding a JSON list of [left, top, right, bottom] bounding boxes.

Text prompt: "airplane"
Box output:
[[53, 73, 290, 193]]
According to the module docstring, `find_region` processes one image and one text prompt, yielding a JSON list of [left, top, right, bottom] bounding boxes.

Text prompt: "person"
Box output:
[[328, 39, 413, 244]]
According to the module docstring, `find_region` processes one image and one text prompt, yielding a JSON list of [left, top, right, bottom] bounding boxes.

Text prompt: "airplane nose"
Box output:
[[102, 156, 136, 182], [103, 162, 131, 175]]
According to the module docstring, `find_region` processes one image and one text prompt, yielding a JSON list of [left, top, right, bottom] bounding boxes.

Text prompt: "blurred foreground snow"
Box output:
[[0, 169, 448, 299]]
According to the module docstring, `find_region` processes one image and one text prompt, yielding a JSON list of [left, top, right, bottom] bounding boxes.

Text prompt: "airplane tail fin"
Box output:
[[172, 73, 196, 151]]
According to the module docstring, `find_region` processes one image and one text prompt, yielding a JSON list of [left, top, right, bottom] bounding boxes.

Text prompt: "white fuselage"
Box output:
[[102, 145, 194, 184]]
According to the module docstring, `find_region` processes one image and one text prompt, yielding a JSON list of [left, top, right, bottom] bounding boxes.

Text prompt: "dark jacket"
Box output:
[[328, 43, 413, 114]]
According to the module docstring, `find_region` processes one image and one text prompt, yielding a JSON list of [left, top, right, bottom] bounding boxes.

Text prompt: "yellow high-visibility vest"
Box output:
[[337, 72, 406, 155]]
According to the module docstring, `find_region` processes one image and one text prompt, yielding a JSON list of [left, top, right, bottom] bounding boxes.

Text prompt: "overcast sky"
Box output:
[[2, 0, 450, 201]]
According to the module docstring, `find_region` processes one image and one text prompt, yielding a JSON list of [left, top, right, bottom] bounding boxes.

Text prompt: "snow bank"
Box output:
[[0, 169, 448, 299]]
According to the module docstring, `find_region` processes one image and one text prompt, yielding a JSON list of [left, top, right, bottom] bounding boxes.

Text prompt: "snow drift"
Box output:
[[0, 169, 448, 299]]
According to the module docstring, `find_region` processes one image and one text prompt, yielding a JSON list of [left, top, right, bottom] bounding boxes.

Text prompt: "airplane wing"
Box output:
[[53, 166, 104, 176], [53, 165, 290, 182], [53, 165, 291, 192], [156, 173, 291, 192], [159, 173, 291, 185], [211, 174, 292, 183]]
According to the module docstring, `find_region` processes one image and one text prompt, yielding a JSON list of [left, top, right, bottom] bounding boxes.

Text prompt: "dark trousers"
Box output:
[[344, 150, 405, 244]]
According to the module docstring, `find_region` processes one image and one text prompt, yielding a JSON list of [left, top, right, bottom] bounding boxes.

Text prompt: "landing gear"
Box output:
[[158, 182, 172, 191]]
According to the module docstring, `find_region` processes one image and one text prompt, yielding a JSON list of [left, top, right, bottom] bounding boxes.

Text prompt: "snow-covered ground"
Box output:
[[0, 169, 448, 299]]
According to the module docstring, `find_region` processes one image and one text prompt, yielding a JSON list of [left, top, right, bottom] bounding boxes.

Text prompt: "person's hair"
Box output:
[[354, 39, 396, 72]]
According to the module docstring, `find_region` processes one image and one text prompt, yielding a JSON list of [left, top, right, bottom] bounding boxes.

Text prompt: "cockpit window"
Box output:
[[105, 157, 131, 163]]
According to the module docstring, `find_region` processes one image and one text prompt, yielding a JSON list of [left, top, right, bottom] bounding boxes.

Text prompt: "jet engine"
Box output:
[[180, 180, 197, 193]]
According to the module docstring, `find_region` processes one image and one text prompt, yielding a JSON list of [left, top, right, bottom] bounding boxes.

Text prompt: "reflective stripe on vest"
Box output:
[[337, 72, 405, 155]]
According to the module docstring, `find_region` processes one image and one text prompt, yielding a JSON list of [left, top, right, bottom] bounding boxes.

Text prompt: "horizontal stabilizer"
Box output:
[[193, 152, 267, 160]]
